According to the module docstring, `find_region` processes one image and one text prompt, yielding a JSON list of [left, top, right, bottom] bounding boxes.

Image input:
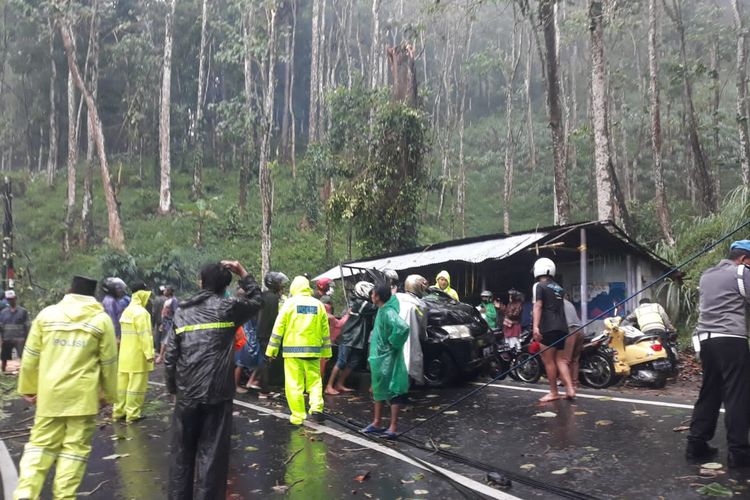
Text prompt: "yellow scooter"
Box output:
[[579, 316, 670, 388]]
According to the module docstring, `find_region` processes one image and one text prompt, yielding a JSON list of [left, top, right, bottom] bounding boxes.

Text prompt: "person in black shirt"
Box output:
[[532, 258, 575, 401], [245, 272, 288, 397]]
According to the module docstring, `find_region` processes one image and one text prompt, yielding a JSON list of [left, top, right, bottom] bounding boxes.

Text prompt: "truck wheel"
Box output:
[[580, 352, 617, 389]]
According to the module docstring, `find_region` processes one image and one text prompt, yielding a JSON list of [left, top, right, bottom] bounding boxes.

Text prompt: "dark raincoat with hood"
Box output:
[[165, 275, 262, 500]]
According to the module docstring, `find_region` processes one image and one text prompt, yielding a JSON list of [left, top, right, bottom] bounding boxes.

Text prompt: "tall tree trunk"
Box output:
[[732, 0, 750, 186], [504, 19, 522, 235], [59, 17, 125, 251], [289, 1, 297, 176], [665, 0, 716, 214], [457, 18, 474, 237], [710, 34, 721, 196], [589, 0, 614, 221], [369, 0, 381, 90], [159, 0, 176, 214], [81, 1, 99, 246], [525, 29, 536, 173], [649, 0, 674, 244], [259, 4, 278, 279], [309, 0, 322, 142], [47, 18, 58, 187], [241, 6, 256, 215], [539, 0, 569, 224], [64, 69, 77, 255], [317, 0, 328, 135], [280, 12, 292, 157], [192, 0, 209, 198]]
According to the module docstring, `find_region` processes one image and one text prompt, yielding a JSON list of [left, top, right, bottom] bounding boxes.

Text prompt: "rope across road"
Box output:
[[394, 218, 750, 438]]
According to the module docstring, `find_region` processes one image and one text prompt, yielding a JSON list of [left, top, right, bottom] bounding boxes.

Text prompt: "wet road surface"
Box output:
[[0, 372, 748, 499]]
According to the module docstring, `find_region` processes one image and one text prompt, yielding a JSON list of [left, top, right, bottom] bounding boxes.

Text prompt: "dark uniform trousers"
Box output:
[[168, 399, 233, 500], [689, 337, 750, 454]]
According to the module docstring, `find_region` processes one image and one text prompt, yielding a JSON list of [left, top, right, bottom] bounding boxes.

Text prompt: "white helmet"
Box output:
[[354, 281, 375, 299], [383, 269, 399, 286], [533, 257, 556, 278]]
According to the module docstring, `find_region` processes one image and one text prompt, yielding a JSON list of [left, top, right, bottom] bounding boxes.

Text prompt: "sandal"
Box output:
[[381, 430, 398, 440], [361, 424, 386, 434]]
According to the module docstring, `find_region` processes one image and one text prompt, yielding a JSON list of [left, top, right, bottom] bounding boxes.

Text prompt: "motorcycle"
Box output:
[[488, 328, 542, 384], [580, 316, 671, 389]]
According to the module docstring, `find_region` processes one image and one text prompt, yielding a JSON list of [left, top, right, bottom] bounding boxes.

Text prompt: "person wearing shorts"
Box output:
[[532, 258, 575, 402]]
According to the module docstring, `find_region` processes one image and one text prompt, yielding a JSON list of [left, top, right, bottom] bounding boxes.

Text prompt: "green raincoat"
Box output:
[[483, 301, 497, 329], [368, 295, 410, 402], [435, 270, 459, 301]]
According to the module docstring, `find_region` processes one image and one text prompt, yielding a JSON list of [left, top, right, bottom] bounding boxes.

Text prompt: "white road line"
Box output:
[[149, 382, 518, 500], [471, 382, 724, 413], [0, 439, 19, 499]]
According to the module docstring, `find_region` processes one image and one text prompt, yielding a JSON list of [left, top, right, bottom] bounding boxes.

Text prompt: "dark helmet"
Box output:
[[264, 272, 290, 292], [100, 277, 125, 296]]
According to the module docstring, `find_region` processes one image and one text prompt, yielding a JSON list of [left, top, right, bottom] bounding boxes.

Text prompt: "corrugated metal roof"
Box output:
[[315, 232, 547, 280]]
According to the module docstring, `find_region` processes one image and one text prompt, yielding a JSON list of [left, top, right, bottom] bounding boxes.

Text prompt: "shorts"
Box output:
[[391, 394, 409, 405], [335, 344, 361, 370], [1, 339, 24, 361], [541, 330, 567, 350]]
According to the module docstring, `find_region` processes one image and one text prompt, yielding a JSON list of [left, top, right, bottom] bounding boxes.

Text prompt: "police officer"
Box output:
[[113, 281, 154, 423], [686, 240, 750, 467], [266, 276, 331, 425], [14, 276, 118, 499]]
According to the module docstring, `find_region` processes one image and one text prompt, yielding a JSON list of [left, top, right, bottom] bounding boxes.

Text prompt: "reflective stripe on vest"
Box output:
[[739, 265, 747, 299], [282, 345, 330, 354], [175, 322, 235, 334]]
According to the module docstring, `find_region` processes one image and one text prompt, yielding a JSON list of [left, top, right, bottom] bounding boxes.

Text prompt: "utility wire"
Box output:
[[397, 218, 750, 437]]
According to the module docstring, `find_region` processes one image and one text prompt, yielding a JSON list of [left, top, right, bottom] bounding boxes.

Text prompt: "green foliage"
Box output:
[[654, 187, 750, 331], [327, 84, 430, 254], [100, 252, 138, 284]]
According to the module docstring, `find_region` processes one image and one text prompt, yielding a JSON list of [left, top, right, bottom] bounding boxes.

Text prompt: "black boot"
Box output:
[[685, 440, 718, 462]]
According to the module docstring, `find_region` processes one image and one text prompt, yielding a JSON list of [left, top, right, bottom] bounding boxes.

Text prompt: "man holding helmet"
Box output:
[[532, 257, 575, 402]]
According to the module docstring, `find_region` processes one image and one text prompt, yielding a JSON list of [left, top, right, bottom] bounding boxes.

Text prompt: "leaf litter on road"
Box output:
[[533, 411, 557, 418]]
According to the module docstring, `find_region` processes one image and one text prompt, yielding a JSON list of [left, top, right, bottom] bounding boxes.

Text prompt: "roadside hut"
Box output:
[[315, 220, 674, 330]]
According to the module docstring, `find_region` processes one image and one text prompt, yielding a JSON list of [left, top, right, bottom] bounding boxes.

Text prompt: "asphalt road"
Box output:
[[0, 372, 746, 499]]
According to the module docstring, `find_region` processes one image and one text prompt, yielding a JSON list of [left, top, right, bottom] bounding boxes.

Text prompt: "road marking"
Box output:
[[471, 382, 724, 413], [149, 382, 517, 500], [0, 439, 19, 499]]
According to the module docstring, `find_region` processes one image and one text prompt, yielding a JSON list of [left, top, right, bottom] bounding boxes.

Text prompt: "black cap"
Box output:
[[130, 280, 147, 293], [70, 276, 98, 296]]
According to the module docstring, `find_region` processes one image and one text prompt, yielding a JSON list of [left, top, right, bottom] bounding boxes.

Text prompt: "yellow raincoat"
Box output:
[[266, 276, 330, 424], [14, 293, 117, 500], [114, 289, 154, 422], [435, 270, 459, 301]]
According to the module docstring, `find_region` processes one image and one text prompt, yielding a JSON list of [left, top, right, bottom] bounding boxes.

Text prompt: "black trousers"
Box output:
[[689, 337, 750, 454], [169, 399, 233, 500]]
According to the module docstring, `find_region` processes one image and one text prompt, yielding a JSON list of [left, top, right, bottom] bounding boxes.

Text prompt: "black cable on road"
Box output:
[[397, 218, 750, 437], [324, 412, 599, 500]]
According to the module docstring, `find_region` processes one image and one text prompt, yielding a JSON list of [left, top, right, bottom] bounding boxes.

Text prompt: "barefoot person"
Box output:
[[326, 281, 376, 395], [532, 258, 575, 402]]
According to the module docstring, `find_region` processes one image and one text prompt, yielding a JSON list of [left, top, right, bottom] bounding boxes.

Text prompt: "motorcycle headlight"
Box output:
[[442, 325, 473, 340]]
